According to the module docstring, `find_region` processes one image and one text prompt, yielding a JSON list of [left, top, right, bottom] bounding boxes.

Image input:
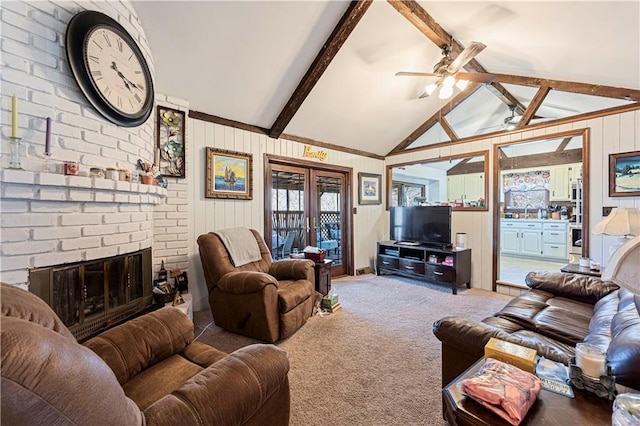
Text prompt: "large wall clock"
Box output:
[[66, 10, 154, 127]]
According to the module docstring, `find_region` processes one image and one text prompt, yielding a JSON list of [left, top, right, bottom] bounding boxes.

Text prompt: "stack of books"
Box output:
[[321, 293, 341, 313]]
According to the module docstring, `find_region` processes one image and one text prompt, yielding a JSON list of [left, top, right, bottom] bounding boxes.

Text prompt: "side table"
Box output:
[[164, 292, 193, 321], [314, 259, 333, 295], [561, 263, 602, 277], [443, 359, 612, 425]]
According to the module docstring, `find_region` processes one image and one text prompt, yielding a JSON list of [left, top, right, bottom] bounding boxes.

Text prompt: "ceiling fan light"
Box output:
[[439, 85, 454, 99], [455, 79, 469, 90], [443, 75, 456, 87], [425, 82, 439, 96], [505, 122, 517, 131]]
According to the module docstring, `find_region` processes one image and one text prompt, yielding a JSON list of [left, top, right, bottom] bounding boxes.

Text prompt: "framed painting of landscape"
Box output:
[[205, 147, 253, 199], [609, 151, 640, 197]]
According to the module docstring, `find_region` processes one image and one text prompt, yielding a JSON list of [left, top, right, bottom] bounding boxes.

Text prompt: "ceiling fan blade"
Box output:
[[456, 72, 496, 83], [418, 91, 430, 99], [396, 71, 439, 77], [447, 41, 486, 73]]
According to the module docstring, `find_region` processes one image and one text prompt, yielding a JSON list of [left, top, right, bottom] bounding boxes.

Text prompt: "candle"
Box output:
[[576, 343, 606, 379], [11, 95, 18, 138], [45, 117, 51, 155]]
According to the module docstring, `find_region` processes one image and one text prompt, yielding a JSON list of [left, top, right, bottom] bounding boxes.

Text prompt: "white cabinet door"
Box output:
[[501, 228, 520, 255], [465, 173, 484, 202], [520, 229, 542, 256], [568, 163, 582, 184], [447, 175, 465, 202], [550, 165, 570, 201]]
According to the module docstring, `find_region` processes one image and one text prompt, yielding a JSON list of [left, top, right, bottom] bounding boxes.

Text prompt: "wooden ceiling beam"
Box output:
[[388, 0, 525, 115], [387, 83, 481, 155], [493, 73, 640, 102], [268, 0, 373, 139], [499, 148, 583, 170], [439, 117, 458, 141], [516, 86, 550, 129], [555, 137, 573, 152]]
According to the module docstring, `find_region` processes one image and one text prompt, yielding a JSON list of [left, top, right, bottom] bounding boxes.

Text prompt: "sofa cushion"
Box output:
[[493, 290, 594, 345], [606, 289, 640, 389], [526, 271, 619, 304]]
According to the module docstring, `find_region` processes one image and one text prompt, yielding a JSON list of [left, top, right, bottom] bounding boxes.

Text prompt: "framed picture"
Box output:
[[205, 147, 253, 199], [609, 151, 640, 197], [358, 172, 382, 205], [156, 106, 186, 178]]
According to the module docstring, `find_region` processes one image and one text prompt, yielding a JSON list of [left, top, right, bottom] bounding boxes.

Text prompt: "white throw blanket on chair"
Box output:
[[213, 227, 263, 267]]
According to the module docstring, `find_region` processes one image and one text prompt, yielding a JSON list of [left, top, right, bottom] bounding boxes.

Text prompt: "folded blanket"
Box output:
[[458, 358, 541, 425], [214, 228, 262, 267]]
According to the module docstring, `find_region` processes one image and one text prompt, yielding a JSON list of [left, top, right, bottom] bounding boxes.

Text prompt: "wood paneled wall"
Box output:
[[387, 109, 640, 291], [187, 119, 386, 310]]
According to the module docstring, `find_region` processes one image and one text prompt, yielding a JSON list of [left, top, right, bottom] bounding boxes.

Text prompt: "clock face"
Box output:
[[66, 11, 154, 127], [85, 27, 149, 116]]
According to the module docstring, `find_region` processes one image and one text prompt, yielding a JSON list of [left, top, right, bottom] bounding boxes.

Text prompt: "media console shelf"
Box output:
[[376, 241, 471, 294]]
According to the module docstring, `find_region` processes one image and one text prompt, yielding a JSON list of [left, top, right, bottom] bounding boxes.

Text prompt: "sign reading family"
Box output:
[[302, 145, 327, 161]]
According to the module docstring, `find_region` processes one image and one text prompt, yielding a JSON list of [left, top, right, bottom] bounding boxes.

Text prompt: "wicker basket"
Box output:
[[153, 291, 176, 304]]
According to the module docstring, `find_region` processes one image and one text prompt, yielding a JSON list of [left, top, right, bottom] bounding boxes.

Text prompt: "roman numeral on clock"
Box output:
[[89, 55, 100, 64], [117, 39, 123, 52], [103, 33, 112, 47]]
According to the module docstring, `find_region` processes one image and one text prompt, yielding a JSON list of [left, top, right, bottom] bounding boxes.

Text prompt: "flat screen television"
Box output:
[[390, 206, 452, 247]]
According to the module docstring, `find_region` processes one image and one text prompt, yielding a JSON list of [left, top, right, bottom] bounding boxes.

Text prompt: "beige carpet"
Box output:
[[194, 274, 511, 426]]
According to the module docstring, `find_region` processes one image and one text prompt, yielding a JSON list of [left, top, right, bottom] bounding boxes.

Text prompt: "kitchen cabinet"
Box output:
[[568, 163, 582, 184], [550, 165, 570, 201], [447, 173, 484, 203], [542, 222, 569, 260], [501, 220, 542, 257], [501, 219, 570, 261]]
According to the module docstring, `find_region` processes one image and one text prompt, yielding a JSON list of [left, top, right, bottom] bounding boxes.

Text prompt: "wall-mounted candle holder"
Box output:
[[8, 137, 23, 169]]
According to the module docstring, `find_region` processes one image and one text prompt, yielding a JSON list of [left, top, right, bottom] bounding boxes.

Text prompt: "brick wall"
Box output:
[[0, 1, 189, 289]]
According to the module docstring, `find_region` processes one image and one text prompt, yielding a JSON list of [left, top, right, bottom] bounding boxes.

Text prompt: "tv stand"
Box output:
[[376, 241, 471, 294]]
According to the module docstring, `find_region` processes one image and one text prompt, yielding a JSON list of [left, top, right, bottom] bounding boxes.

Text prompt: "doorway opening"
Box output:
[[266, 155, 352, 277]]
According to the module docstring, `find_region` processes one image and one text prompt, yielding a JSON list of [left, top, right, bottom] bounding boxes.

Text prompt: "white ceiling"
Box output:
[[132, 1, 640, 157]]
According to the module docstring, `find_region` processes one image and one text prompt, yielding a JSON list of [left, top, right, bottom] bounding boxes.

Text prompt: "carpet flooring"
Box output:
[[193, 274, 511, 426]]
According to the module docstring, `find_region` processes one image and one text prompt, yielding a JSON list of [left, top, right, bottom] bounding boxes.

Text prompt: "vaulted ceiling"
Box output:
[[133, 1, 640, 159]]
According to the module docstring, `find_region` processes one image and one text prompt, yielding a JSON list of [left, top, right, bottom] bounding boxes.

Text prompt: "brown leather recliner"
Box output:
[[1, 283, 291, 426], [198, 229, 317, 343]]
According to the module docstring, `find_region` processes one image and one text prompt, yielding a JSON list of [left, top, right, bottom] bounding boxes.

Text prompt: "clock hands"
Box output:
[[111, 61, 143, 92]]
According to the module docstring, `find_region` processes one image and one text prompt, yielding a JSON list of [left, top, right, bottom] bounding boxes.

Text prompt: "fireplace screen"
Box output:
[[30, 248, 152, 341]]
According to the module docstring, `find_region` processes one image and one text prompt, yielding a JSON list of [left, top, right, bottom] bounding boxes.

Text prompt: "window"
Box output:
[[390, 182, 425, 207]]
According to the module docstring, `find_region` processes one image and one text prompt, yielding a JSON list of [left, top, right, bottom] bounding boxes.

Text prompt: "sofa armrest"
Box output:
[[525, 271, 619, 304], [143, 344, 290, 426], [433, 316, 511, 359], [84, 308, 193, 385], [217, 271, 279, 294], [269, 259, 314, 282]]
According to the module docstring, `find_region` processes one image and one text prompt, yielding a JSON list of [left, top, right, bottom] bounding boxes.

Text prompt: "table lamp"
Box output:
[[601, 235, 640, 293], [592, 208, 640, 255]]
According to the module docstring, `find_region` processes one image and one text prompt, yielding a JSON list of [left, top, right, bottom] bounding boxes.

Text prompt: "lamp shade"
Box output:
[[601, 235, 640, 293], [592, 208, 640, 236]]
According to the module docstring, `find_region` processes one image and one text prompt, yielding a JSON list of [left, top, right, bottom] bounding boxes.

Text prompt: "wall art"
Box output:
[[205, 147, 253, 199], [156, 106, 185, 178]]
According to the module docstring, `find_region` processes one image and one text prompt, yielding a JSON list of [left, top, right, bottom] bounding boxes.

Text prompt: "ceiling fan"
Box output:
[[396, 41, 497, 99], [477, 105, 556, 134]]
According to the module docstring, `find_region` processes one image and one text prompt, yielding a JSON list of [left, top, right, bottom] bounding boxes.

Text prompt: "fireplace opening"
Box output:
[[29, 248, 153, 341]]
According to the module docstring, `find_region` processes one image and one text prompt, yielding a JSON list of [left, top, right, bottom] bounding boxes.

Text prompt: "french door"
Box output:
[[266, 159, 351, 277]]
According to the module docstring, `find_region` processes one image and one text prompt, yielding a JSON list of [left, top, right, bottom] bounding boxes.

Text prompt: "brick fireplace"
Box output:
[[0, 169, 166, 292]]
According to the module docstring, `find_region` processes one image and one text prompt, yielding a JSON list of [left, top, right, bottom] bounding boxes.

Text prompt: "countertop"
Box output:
[[501, 218, 570, 223]]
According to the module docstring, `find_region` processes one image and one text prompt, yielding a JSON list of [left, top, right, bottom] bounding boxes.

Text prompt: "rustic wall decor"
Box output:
[[156, 106, 185, 178], [358, 172, 382, 205]]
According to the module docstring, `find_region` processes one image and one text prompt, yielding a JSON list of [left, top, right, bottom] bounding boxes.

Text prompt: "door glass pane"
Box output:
[[108, 257, 126, 309], [316, 175, 343, 266], [271, 170, 307, 260], [52, 267, 80, 327]]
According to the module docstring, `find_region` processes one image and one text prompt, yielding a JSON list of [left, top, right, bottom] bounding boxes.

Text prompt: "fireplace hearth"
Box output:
[[29, 248, 153, 341]]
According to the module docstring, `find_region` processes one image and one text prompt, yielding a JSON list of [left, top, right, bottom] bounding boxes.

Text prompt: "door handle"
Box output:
[[434, 271, 443, 276], [306, 217, 311, 233]]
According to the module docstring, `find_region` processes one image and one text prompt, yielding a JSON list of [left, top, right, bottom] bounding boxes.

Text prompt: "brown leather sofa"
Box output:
[[1, 283, 290, 425], [433, 271, 640, 390], [198, 229, 317, 342]]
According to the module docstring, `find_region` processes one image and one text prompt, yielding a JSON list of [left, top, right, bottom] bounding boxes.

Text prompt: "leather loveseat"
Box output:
[[1, 283, 291, 425], [433, 270, 640, 390]]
